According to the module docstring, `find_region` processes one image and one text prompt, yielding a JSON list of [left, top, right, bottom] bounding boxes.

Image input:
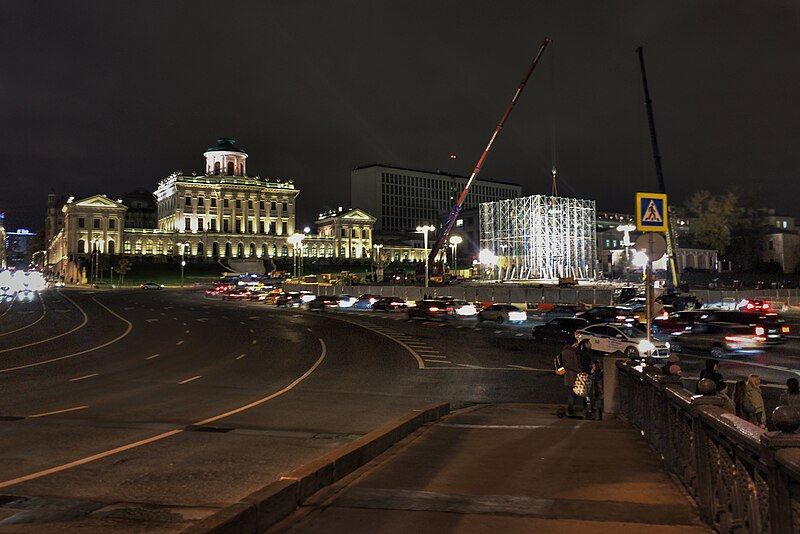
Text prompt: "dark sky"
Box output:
[[2, 1, 798, 231]]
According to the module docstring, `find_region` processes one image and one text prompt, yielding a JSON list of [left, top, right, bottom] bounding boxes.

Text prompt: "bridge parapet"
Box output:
[[616, 361, 800, 533]]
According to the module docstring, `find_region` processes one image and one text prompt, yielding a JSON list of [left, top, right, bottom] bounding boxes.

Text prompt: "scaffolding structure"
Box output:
[[480, 195, 597, 280]]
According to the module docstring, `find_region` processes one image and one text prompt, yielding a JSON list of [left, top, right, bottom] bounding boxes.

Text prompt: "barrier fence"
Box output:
[[614, 361, 800, 533]]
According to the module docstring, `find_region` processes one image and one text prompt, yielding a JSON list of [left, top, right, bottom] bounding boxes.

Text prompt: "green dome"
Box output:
[[206, 137, 247, 154]]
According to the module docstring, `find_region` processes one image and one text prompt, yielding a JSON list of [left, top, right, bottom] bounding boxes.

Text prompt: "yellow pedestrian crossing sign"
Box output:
[[636, 192, 668, 232]]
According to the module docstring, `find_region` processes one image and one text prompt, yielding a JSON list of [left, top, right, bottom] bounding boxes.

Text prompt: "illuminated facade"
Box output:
[[480, 195, 597, 280]]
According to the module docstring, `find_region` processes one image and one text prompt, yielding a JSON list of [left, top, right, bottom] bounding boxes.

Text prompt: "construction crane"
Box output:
[[637, 46, 680, 288], [427, 38, 552, 268]]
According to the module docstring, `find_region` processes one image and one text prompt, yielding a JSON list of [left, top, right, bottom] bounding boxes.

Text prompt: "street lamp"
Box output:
[[180, 242, 189, 288], [448, 235, 462, 272], [373, 243, 383, 281], [287, 233, 305, 280], [91, 238, 103, 285], [416, 225, 435, 288]]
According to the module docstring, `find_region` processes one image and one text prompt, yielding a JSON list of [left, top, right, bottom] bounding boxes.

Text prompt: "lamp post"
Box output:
[[617, 223, 636, 281], [448, 235, 462, 273], [287, 233, 305, 280], [416, 225, 435, 288], [373, 243, 383, 282], [180, 242, 189, 288]]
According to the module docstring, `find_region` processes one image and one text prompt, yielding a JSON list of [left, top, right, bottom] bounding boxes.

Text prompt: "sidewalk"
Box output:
[[273, 404, 710, 533]]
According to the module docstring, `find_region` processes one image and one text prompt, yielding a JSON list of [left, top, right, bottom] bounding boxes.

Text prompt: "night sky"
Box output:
[[2, 1, 798, 231]]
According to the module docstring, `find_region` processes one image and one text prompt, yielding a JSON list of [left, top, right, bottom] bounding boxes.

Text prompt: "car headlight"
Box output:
[[637, 340, 655, 353], [665, 341, 670, 350]]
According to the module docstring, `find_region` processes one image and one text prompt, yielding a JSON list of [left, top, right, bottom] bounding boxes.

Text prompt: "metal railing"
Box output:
[[616, 361, 800, 534]]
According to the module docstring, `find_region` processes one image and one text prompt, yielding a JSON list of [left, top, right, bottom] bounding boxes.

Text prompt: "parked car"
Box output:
[[352, 294, 381, 310], [697, 311, 789, 344], [140, 282, 163, 290], [477, 304, 527, 324], [532, 317, 590, 343], [575, 323, 670, 359], [372, 296, 407, 311], [540, 304, 587, 322], [407, 300, 452, 321], [306, 295, 340, 310], [670, 323, 766, 358], [577, 306, 637, 325], [651, 310, 708, 335]]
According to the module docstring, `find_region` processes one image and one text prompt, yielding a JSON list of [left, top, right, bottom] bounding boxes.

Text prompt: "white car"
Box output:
[[575, 323, 670, 359]]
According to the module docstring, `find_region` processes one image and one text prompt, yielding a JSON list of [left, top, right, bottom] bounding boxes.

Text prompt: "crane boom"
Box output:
[[427, 38, 552, 267], [637, 46, 680, 287]]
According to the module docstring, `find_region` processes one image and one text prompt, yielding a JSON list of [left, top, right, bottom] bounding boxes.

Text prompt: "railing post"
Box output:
[[760, 406, 800, 534], [691, 379, 725, 524], [652, 375, 682, 464]]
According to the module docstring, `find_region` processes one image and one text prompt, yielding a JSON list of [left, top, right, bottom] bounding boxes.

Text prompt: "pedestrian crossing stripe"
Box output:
[[636, 192, 668, 232]]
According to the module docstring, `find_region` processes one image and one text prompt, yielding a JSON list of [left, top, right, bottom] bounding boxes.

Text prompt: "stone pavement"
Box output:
[[271, 404, 711, 533]]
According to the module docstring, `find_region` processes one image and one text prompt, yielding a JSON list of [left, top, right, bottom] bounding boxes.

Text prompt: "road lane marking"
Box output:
[[146, 319, 159, 323], [0, 290, 88, 354], [176, 340, 184, 345], [69, 373, 99, 382], [440, 423, 546, 430], [179, 375, 202, 384], [250, 329, 255, 333], [236, 354, 246, 360], [0, 293, 47, 337], [196, 317, 208, 322], [306, 327, 313, 332], [185, 330, 190, 334], [0, 295, 132, 373], [240, 321, 245, 325], [494, 330, 502, 334], [515, 333, 524, 337], [507, 365, 552, 371], [145, 354, 160, 360], [251, 340, 257, 345], [29, 406, 88, 418]]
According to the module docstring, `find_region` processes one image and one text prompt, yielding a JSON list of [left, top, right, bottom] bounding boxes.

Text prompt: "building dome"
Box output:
[[205, 137, 247, 154], [204, 138, 248, 176]]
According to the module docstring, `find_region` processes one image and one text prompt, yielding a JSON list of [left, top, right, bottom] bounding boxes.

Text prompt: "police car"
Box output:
[[575, 323, 670, 359]]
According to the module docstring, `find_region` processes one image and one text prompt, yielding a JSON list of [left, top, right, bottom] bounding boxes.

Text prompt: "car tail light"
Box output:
[[755, 326, 765, 336], [369, 298, 378, 304], [763, 303, 770, 310], [746, 303, 755, 310], [429, 306, 440, 312], [446, 307, 453, 311], [616, 315, 627, 321], [782, 326, 790, 333]]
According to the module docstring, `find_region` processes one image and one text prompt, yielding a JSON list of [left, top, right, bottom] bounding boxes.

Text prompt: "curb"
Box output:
[[182, 402, 450, 533]]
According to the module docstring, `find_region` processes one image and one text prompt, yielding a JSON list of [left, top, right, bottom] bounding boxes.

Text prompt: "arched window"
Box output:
[[237, 243, 244, 258], [261, 244, 267, 258], [124, 241, 131, 254], [225, 242, 232, 257], [227, 161, 234, 175], [197, 242, 204, 256], [212, 242, 219, 257], [182, 243, 192, 256], [167, 242, 174, 254], [156, 242, 163, 255], [145, 242, 153, 255], [107, 241, 115, 255], [214, 161, 221, 174], [249, 243, 255, 257], [328, 245, 334, 257], [340, 246, 346, 257], [281, 245, 288, 257], [310, 245, 317, 256], [78, 239, 85, 253], [272, 244, 277, 257], [135, 241, 142, 254], [352, 247, 356, 258]]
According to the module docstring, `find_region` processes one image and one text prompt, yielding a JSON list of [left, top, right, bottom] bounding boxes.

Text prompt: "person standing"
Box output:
[[779, 377, 800, 407], [589, 359, 604, 420], [743, 374, 766, 428], [732, 380, 748, 419], [559, 337, 591, 416], [698, 358, 725, 393]]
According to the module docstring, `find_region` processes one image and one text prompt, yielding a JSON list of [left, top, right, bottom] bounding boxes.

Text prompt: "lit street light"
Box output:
[[373, 243, 383, 281], [416, 225, 435, 288], [287, 233, 305, 280], [449, 235, 462, 272], [180, 242, 189, 287]]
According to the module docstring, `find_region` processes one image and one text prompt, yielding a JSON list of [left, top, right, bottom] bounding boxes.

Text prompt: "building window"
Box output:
[[249, 243, 256, 257], [225, 242, 232, 257], [282, 202, 288, 211], [156, 242, 163, 255], [352, 228, 357, 238], [259, 201, 265, 210], [198, 197, 204, 207], [236, 199, 241, 209], [135, 241, 142, 254], [167, 242, 173, 254], [270, 222, 276, 234], [281, 222, 287, 234], [185, 196, 191, 206], [78, 239, 85, 253], [124, 241, 131, 253], [281, 245, 288, 257], [223, 219, 229, 232], [223, 198, 229, 208], [237, 243, 244, 257], [271, 201, 276, 210], [227, 161, 234, 175], [272, 244, 277, 257], [210, 219, 216, 231], [236, 220, 242, 233], [94, 218, 101, 229], [109, 219, 116, 229], [78, 217, 85, 228], [248, 200, 253, 209], [214, 162, 221, 174], [340, 246, 346, 257], [210, 198, 217, 208], [212, 242, 219, 257], [185, 217, 191, 231], [261, 244, 267, 257], [247, 220, 254, 233], [259, 221, 266, 233], [197, 242, 204, 256], [145, 242, 153, 255], [341, 228, 347, 237], [327, 245, 334, 257]]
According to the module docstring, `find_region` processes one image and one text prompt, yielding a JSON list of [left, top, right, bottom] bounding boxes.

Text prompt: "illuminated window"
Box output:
[[272, 244, 277, 257], [261, 244, 267, 257], [124, 241, 131, 253], [135, 241, 142, 254], [237, 243, 244, 258], [145, 242, 153, 254], [167, 242, 173, 254], [302, 245, 308, 257], [311, 245, 317, 256], [78, 239, 85, 253], [197, 242, 204, 256], [340, 246, 346, 256], [281, 245, 288, 257], [249, 243, 255, 257], [328, 245, 334, 257], [107, 241, 115, 254], [156, 242, 163, 255]]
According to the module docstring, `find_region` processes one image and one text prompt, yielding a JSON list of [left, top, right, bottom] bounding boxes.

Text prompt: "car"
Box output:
[[575, 323, 670, 359], [540, 304, 587, 322], [17, 289, 36, 302], [407, 300, 452, 320], [613, 287, 641, 304], [738, 299, 773, 312], [306, 295, 340, 310], [445, 299, 478, 317], [337, 294, 357, 308], [651, 310, 707, 335], [372, 296, 407, 311], [532, 317, 590, 343], [697, 311, 789, 344], [224, 288, 252, 300], [141, 282, 163, 290], [477, 304, 527, 324], [670, 323, 767, 358], [577, 306, 636, 325], [352, 294, 381, 310], [276, 292, 303, 307]]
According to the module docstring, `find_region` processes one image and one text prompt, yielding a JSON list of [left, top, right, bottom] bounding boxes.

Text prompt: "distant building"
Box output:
[[762, 213, 799, 273], [122, 188, 157, 229], [314, 208, 375, 259], [351, 164, 521, 234]]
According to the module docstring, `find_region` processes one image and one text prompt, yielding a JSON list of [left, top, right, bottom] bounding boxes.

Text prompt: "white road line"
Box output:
[[176, 340, 184, 345], [251, 340, 257, 345], [145, 354, 159, 360], [306, 327, 313, 332], [29, 406, 88, 418], [494, 330, 502, 334], [179, 375, 202, 385], [0, 291, 87, 354], [515, 333, 524, 337], [240, 321, 245, 325], [123, 306, 135, 311], [0, 294, 46, 337], [196, 317, 208, 322], [145, 319, 159, 323], [69, 373, 99, 382], [507, 365, 552, 371], [440, 423, 546, 430], [185, 330, 190, 334], [236, 354, 246, 360]]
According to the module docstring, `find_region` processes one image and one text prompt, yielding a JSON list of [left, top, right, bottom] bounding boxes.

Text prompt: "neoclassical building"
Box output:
[[46, 139, 377, 282]]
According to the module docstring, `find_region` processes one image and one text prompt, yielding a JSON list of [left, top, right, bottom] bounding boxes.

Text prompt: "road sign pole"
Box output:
[[646, 233, 653, 352]]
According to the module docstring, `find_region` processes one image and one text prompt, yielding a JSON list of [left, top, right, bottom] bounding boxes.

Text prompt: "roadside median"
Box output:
[[183, 402, 450, 534]]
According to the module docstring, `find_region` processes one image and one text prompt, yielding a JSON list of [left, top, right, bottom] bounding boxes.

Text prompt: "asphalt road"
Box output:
[[1, 288, 798, 532]]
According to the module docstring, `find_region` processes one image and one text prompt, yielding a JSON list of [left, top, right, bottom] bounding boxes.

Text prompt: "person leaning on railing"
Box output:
[[779, 377, 800, 407], [743, 374, 766, 428]]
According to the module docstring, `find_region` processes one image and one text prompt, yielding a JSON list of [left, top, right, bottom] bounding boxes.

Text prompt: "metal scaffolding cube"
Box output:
[[480, 195, 597, 280]]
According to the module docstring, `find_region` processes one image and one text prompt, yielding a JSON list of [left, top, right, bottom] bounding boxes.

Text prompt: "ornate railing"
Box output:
[[615, 360, 800, 533]]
